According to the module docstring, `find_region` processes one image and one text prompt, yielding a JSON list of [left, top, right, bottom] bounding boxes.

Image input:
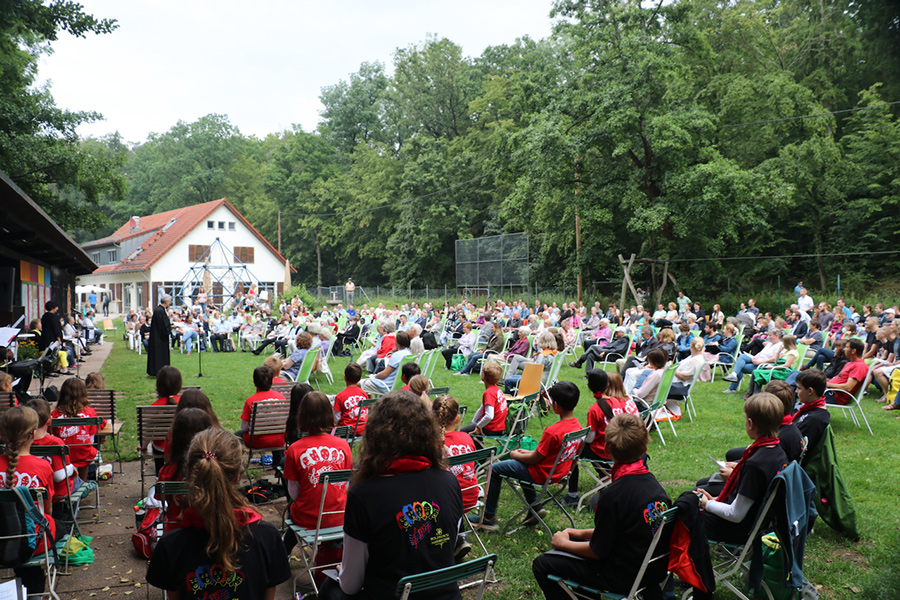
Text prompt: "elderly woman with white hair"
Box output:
[[502, 330, 558, 394]]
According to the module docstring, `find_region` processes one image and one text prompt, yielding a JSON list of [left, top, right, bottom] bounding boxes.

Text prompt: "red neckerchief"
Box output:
[[611, 460, 649, 482], [180, 506, 263, 530], [716, 437, 780, 501], [781, 415, 793, 426], [792, 397, 825, 423], [383, 455, 432, 475]]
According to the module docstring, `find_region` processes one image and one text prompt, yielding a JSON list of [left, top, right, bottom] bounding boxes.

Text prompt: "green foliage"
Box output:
[[283, 283, 315, 308]]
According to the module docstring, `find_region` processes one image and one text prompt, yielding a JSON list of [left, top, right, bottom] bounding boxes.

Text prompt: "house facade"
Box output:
[[78, 199, 290, 314]]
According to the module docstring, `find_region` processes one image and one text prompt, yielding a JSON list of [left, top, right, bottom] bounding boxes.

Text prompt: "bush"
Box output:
[[284, 284, 315, 308]]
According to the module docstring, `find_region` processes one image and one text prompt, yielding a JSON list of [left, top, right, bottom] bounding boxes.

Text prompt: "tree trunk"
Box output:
[[316, 232, 323, 287], [815, 232, 827, 291]]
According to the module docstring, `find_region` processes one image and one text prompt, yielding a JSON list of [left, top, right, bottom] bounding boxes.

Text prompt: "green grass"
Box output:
[[98, 325, 896, 598]]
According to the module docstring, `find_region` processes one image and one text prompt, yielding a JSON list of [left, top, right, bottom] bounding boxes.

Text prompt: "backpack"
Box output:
[[240, 479, 284, 505], [421, 331, 437, 350], [0, 487, 51, 566], [131, 507, 162, 559]]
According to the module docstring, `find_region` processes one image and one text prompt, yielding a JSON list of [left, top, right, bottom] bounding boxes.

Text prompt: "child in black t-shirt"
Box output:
[[697, 393, 786, 544], [533, 413, 672, 600], [793, 369, 831, 465]]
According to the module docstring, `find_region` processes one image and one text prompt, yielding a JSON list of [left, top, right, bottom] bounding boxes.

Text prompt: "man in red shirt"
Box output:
[[825, 338, 869, 405]]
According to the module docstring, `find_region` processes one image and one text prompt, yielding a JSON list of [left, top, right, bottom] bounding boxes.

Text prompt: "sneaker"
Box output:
[[453, 372, 466, 376], [721, 389, 737, 394], [523, 508, 548, 526], [563, 493, 579, 507], [467, 513, 499, 532], [722, 372, 738, 382], [454, 537, 472, 560]]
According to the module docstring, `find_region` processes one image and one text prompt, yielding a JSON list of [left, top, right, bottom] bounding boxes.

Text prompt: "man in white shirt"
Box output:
[[797, 287, 814, 315]]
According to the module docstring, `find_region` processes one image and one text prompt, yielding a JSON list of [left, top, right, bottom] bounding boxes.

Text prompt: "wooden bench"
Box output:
[[87, 389, 125, 472], [137, 404, 178, 497]]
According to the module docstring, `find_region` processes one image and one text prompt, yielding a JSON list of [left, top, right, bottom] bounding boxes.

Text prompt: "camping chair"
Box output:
[[709, 333, 744, 383], [395, 553, 497, 600], [86, 389, 124, 473], [390, 354, 420, 392], [244, 398, 290, 473], [481, 392, 540, 458], [313, 340, 336, 388], [287, 346, 320, 385], [285, 469, 352, 598], [601, 334, 635, 370], [0, 487, 60, 600], [499, 427, 590, 538], [446, 447, 495, 562], [549, 506, 678, 600], [699, 478, 784, 600], [505, 362, 543, 401], [634, 365, 679, 445], [422, 349, 441, 386], [823, 359, 881, 435], [49, 416, 102, 512], [136, 404, 178, 497]]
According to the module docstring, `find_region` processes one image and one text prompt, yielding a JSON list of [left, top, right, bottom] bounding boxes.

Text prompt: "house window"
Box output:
[[228, 222, 235, 231], [207, 221, 214, 229], [188, 244, 210, 262], [218, 221, 225, 230], [108, 249, 117, 263], [234, 246, 255, 264], [91, 252, 100, 263]]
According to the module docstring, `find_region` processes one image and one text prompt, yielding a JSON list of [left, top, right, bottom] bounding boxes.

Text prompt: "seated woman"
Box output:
[[442, 321, 476, 370], [656, 327, 677, 362], [675, 323, 694, 361], [320, 391, 463, 600], [456, 320, 505, 375], [503, 331, 558, 394], [583, 318, 612, 352], [722, 330, 784, 394], [629, 348, 669, 402], [745, 334, 799, 397]]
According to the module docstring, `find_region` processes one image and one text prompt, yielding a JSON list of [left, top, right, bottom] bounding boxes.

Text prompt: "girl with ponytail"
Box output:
[[1, 406, 58, 595], [146, 427, 290, 599], [51, 378, 106, 481], [565, 370, 640, 506]]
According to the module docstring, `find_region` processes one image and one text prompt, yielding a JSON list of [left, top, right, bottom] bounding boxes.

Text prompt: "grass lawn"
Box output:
[[99, 325, 897, 599]]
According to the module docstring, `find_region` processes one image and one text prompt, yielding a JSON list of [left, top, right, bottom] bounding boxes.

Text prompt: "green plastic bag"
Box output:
[[59, 534, 94, 566], [451, 354, 466, 372]]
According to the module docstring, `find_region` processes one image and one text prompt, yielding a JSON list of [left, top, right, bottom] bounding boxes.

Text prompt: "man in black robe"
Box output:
[[147, 294, 173, 377]]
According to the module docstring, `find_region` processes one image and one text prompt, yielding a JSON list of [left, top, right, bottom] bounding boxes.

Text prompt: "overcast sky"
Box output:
[[36, 0, 555, 145]]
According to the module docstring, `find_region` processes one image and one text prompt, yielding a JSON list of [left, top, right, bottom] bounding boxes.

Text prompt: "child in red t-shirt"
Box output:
[[333, 363, 369, 433], [566, 370, 639, 505], [238, 365, 286, 464], [51, 378, 106, 481], [461, 362, 508, 437], [27, 398, 79, 523], [283, 391, 351, 567], [471, 380, 582, 531], [1, 405, 58, 596], [156, 408, 214, 531], [150, 366, 182, 475]]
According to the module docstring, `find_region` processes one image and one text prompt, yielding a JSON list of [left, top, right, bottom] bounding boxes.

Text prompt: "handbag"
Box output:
[[451, 353, 466, 372]]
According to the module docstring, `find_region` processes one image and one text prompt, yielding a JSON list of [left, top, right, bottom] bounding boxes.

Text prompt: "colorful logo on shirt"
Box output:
[[395, 500, 441, 549], [185, 564, 244, 597], [643, 500, 669, 531]]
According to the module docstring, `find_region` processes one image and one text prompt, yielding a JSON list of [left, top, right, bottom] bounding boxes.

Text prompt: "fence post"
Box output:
[[392, 286, 395, 299], [777, 275, 781, 315], [426, 285, 429, 300]]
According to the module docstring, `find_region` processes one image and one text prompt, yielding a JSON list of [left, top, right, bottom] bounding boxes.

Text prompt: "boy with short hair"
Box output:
[[698, 393, 786, 544], [763, 380, 804, 463], [333, 362, 369, 433], [469, 381, 582, 532], [793, 369, 830, 461], [399, 361, 421, 391], [532, 413, 671, 600], [461, 362, 508, 437]]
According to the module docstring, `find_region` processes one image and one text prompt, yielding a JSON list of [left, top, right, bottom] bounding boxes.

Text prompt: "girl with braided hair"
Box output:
[[146, 427, 290, 600], [1, 406, 58, 595]]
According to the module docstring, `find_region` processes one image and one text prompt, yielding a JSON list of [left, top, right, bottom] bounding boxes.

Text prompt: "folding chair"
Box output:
[[49, 417, 102, 512], [313, 340, 336, 388], [505, 362, 543, 401], [430, 386, 450, 396], [30, 444, 89, 544], [395, 553, 497, 600], [709, 333, 744, 383], [155, 480, 189, 532], [634, 365, 678, 445], [499, 427, 590, 537], [271, 382, 295, 398], [391, 354, 420, 391], [284, 469, 352, 598], [574, 455, 614, 513], [601, 334, 634, 370], [293, 347, 321, 386], [136, 404, 178, 497], [86, 389, 124, 473], [549, 507, 678, 600], [446, 447, 496, 569], [245, 398, 290, 473], [481, 392, 539, 458], [0, 487, 60, 600], [824, 359, 881, 435], [1, 391, 16, 407], [542, 352, 567, 392], [421, 349, 440, 386], [699, 478, 783, 600]]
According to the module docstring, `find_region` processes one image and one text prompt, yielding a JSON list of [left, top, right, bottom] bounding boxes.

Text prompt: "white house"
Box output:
[[78, 199, 291, 313]]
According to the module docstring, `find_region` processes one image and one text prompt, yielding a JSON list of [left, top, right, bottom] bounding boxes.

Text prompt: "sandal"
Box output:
[[882, 403, 900, 411]]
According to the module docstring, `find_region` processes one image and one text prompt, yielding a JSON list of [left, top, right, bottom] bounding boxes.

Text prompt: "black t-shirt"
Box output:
[[794, 408, 831, 463], [778, 423, 804, 463], [589, 473, 672, 597], [344, 468, 463, 600], [146, 520, 290, 599]]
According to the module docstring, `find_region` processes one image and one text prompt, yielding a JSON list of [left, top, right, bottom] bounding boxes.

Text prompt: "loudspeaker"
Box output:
[[0, 267, 14, 312]]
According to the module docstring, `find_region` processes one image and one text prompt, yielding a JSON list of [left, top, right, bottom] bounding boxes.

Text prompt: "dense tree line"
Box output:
[[3, 0, 899, 296]]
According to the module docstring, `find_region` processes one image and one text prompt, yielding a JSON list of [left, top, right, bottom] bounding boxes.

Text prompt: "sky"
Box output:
[[37, 0, 556, 146]]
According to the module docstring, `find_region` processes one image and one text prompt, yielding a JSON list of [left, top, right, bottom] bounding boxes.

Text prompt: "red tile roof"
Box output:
[[82, 199, 292, 273]]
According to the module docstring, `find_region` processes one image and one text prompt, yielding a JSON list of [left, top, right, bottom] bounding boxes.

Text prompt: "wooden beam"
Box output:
[[618, 253, 642, 308], [655, 260, 669, 307]]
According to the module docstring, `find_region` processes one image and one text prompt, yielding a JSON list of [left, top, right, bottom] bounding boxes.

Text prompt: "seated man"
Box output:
[[532, 413, 671, 600], [824, 338, 868, 405], [568, 327, 630, 373], [360, 331, 411, 395]]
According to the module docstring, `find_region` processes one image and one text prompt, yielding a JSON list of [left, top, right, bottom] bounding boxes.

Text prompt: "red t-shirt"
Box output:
[[0, 454, 56, 547], [273, 377, 288, 384], [827, 359, 870, 404], [377, 334, 396, 358], [443, 430, 479, 511], [151, 396, 180, 452], [333, 386, 369, 433], [483, 384, 508, 432], [241, 390, 286, 448], [284, 433, 352, 529], [33, 434, 72, 500], [586, 396, 639, 459], [528, 417, 583, 484], [51, 406, 105, 467]]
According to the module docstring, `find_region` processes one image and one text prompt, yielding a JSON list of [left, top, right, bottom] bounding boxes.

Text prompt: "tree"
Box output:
[[319, 61, 390, 155]]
